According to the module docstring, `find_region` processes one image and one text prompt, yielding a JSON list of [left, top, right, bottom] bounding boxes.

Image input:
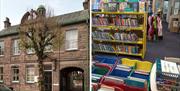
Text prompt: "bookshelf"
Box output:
[[92, 0, 147, 58]]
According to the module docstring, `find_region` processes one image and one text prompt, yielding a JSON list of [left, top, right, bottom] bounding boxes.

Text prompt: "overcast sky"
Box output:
[[0, 0, 84, 30]]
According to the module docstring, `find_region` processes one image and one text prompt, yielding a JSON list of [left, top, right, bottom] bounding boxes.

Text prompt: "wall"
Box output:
[[0, 22, 89, 91]]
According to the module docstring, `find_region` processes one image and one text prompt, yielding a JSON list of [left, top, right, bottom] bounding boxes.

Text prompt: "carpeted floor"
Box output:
[[144, 22, 180, 62]]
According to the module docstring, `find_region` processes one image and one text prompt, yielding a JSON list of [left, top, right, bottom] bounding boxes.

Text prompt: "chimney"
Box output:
[[4, 17, 11, 28], [83, 0, 89, 10]]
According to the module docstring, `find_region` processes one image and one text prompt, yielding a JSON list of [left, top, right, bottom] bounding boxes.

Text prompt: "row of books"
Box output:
[[93, 43, 115, 52], [93, 43, 139, 54], [92, 31, 112, 40], [156, 59, 180, 80], [116, 64, 131, 72], [92, 17, 139, 27], [114, 32, 138, 41], [92, 31, 139, 42], [92, 1, 145, 12], [156, 59, 180, 91], [116, 45, 139, 54]]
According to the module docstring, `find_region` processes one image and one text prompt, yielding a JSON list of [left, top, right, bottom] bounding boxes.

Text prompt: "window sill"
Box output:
[[26, 81, 35, 84], [66, 48, 78, 51], [0, 55, 4, 57], [12, 81, 19, 83], [27, 53, 35, 55], [0, 80, 3, 83], [12, 54, 20, 56]]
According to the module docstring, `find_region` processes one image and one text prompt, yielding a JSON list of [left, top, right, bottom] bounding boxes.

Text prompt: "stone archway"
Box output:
[[60, 67, 84, 91]]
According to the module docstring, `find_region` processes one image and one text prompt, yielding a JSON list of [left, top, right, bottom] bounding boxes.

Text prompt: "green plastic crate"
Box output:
[[94, 66, 109, 75]]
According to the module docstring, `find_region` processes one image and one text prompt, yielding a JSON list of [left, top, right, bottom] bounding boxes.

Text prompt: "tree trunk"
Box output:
[[38, 58, 45, 91]]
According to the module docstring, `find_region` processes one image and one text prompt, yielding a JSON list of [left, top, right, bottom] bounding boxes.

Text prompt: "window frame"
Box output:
[[13, 39, 21, 55], [0, 66, 3, 83], [26, 65, 35, 83], [65, 29, 78, 51], [0, 41, 4, 56], [11, 66, 19, 83]]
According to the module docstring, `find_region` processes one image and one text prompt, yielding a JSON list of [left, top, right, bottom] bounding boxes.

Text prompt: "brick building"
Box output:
[[0, 1, 89, 91]]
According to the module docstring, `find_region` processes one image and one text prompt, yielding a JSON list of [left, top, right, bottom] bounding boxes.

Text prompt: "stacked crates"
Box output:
[[92, 55, 153, 91]]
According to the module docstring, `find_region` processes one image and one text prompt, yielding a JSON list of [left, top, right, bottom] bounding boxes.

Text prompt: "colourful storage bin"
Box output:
[[99, 84, 124, 91], [93, 63, 112, 75], [130, 73, 149, 81], [109, 67, 131, 78], [136, 61, 152, 73], [93, 66, 109, 75], [92, 73, 103, 83], [102, 76, 126, 89], [124, 77, 147, 88], [121, 58, 137, 67], [125, 85, 146, 91], [102, 58, 117, 65], [94, 55, 117, 65]]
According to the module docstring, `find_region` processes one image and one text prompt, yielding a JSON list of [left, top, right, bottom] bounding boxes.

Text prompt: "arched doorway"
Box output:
[[60, 67, 84, 91]]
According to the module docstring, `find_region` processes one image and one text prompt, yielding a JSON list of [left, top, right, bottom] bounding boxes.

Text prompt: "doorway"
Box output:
[[60, 67, 84, 91]]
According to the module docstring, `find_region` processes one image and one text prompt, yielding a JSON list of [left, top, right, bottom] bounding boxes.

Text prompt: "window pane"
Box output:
[[26, 66, 35, 82], [0, 42, 4, 55], [0, 67, 3, 81], [12, 66, 19, 81], [13, 39, 20, 55], [65, 30, 78, 50]]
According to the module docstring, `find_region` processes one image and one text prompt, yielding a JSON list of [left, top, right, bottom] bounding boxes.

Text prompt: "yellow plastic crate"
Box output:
[[121, 58, 137, 67], [136, 61, 152, 72]]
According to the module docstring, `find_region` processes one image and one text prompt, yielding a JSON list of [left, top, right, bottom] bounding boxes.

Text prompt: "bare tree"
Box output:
[[19, 6, 63, 91]]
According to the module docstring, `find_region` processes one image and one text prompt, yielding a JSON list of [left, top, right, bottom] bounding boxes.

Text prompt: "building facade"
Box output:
[[0, 2, 89, 91]]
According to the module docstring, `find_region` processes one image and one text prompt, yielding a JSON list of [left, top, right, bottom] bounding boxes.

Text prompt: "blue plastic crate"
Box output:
[[102, 58, 116, 64], [94, 55, 117, 65], [109, 68, 131, 78], [94, 56, 105, 62], [130, 73, 150, 81]]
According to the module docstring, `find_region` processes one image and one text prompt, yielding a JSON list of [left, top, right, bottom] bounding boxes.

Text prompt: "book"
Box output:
[[139, 1, 145, 12], [93, 15, 139, 27], [116, 45, 139, 54], [134, 70, 149, 75], [125, 77, 147, 88], [117, 64, 131, 69], [115, 66, 131, 72], [98, 85, 115, 91], [104, 75, 124, 84], [93, 43, 115, 52], [156, 59, 180, 91], [92, 31, 112, 40]]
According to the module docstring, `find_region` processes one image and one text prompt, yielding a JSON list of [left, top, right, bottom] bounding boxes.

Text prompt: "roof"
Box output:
[[0, 10, 89, 37], [0, 25, 19, 37]]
